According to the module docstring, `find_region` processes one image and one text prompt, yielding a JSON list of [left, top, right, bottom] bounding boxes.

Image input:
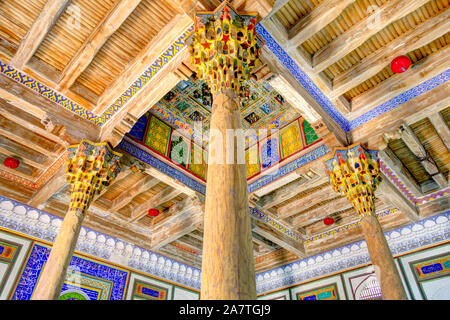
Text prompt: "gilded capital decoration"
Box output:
[[189, 1, 262, 94], [65, 140, 122, 216], [323, 143, 382, 217]]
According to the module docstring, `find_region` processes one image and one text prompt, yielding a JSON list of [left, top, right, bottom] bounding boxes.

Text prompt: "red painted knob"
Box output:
[[148, 208, 159, 217], [390, 56, 411, 74], [323, 217, 334, 226], [3, 157, 19, 169]]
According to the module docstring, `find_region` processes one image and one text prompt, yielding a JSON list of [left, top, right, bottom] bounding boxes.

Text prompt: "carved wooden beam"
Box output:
[[150, 197, 203, 250], [262, 18, 351, 117], [257, 175, 328, 211], [277, 183, 336, 219], [9, 0, 70, 70], [251, 220, 306, 258], [350, 83, 450, 148], [57, 0, 143, 92], [428, 112, 450, 151], [378, 147, 422, 197], [331, 9, 450, 99], [0, 76, 100, 142], [109, 175, 160, 212], [292, 197, 353, 228], [350, 45, 450, 115], [288, 0, 354, 47], [398, 121, 447, 188], [27, 166, 66, 208], [312, 0, 430, 73], [376, 172, 420, 222], [128, 186, 183, 222], [93, 13, 193, 114]]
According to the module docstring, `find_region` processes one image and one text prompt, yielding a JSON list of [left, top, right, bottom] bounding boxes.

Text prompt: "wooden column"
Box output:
[[323, 144, 407, 300], [200, 89, 256, 300], [360, 214, 407, 300], [31, 140, 121, 300]]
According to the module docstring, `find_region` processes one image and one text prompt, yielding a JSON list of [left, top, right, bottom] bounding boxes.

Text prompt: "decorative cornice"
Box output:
[[0, 151, 68, 190], [0, 195, 201, 289], [256, 211, 450, 294]]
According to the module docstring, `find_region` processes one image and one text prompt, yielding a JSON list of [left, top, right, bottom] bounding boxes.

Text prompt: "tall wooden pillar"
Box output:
[[31, 140, 121, 300], [323, 144, 407, 300], [360, 213, 407, 300], [189, 2, 262, 300], [200, 89, 256, 299]]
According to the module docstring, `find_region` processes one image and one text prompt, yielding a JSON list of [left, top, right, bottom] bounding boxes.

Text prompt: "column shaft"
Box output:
[[200, 90, 256, 300], [31, 206, 85, 300], [360, 214, 407, 300]]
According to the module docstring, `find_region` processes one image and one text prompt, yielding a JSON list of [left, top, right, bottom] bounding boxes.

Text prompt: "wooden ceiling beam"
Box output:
[[288, 0, 354, 47], [0, 145, 45, 171], [257, 174, 328, 211], [252, 220, 306, 258], [428, 112, 450, 151], [93, 12, 193, 114], [0, 127, 57, 158], [292, 197, 354, 228], [128, 186, 182, 222], [312, 0, 430, 74], [305, 207, 356, 236], [27, 166, 66, 208], [9, 0, 70, 70], [376, 172, 420, 222], [397, 121, 447, 188], [150, 198, 203, 250], [0, 76, 100, 142], [331, 9, 450, 99], [109, 175, 160, 212], [0, 107, 68, 147], [350, 83, 450, 149], [56, 0, 143, 92], [378, 147, 422, 197], [262, 17, 352, 118], [277, 183, 335, 219], [350, 45, 450, 117]]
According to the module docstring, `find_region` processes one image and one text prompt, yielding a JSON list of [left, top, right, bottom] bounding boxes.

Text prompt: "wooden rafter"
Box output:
[[9, 0, 70, 70], [397, 121, 447, 188], [376, 172, 420, 222], [277, 184, 336, 219], [428, 112, 450, 151], [108, 175, 160, 212], [331, 9, 450, 99], [128, 186, 182, 222], [93, 12, 193, 114], [251, 220, 306, 258], [56, 0, 143, 92], [350, 45, 450, 116], [288, 0, 354, 47], [291, 197, 354, 228], [312, 0, 430, 73]]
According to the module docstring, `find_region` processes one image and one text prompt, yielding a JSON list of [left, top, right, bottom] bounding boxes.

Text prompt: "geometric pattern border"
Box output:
[[256, 211, 450, 294], [11, 243, 129, 300]]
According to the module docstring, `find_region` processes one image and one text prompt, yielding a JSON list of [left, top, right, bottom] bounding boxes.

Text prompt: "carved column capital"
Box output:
[[65, 140, 122, 216]]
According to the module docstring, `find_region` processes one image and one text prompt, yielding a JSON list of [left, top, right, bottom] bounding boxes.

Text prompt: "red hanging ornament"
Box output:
[[3, 157, 19, 169], [148, 208, 159, 217], [390, 56, 411, 73], [323, 217, 334, 226]]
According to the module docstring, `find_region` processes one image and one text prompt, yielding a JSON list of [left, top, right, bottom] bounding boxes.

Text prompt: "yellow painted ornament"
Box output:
[[190, 3, 261, 94]]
